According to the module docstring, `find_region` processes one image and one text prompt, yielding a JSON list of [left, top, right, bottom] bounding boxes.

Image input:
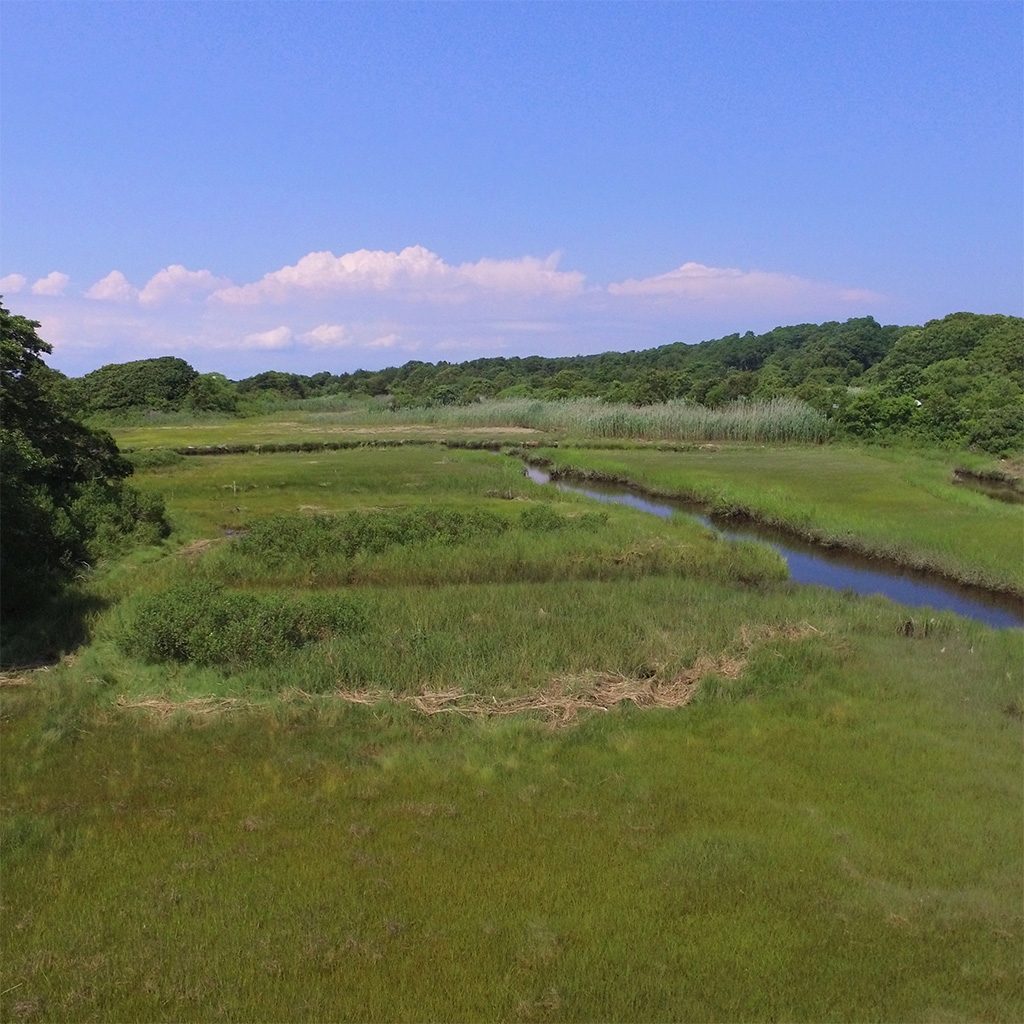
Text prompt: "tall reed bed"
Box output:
[[371, 397, 830, 443]]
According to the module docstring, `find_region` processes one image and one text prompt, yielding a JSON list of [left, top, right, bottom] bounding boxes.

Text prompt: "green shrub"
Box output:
[[235, 507, 512, 566], [123, 448, 186, 470], [577, 509, 609, 532], [70, 480, 170, 555], [118, 580, 365, 669], [519, 503, 568, 531]]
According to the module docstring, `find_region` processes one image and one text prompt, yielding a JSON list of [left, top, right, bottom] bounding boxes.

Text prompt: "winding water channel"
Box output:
[[524, 466, 1023, 630]]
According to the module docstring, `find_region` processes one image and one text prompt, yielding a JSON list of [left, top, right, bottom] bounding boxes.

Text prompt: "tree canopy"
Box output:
[[65, 311, 1024, 455], [0, 303, 169, 625]]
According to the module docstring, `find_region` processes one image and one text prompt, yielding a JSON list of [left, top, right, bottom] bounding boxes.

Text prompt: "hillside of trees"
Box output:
[[71, 312, 1023, 453]]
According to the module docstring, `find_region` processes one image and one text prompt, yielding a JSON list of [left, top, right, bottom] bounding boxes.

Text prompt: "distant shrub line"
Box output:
[[69, 312, 1023, 453]]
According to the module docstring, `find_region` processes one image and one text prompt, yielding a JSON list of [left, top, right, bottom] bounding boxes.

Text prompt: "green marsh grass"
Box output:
[[108, 395, 827, 451], [119, 446, 536, 536], [2, 439, 1022, 1022], [369, 396, 831, 443], [3, 602, 1021, 1022], [202, 504, 782, 591], [539, 444, 1024, 594]]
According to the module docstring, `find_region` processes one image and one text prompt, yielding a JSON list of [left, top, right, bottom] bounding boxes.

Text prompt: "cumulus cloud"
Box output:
[[0, 273, 27, 294], [87, 270, 139, 303], [458, 252, 584, 297], [8, 246, 886, 379], [608, 261, 881, 306], [300, 323, 351, 347], [139, 265, 230, 306], [32, 271, 70, 296], [211, 246, 585, 305], [365, 332, 401, 349], [242, 325, 293, 349]]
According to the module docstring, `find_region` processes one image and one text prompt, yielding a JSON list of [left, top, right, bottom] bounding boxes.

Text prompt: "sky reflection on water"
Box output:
[[525, 466, 1023, 630]]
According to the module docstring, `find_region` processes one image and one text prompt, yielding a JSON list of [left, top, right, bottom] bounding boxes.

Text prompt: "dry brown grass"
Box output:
[[113, 623, 819, 725], [177, 539, 217, 560], [0, 673, 36, 688], [333, 622, 818, 726], [113, 695, 251, 718], [334, 655, 733, 725]]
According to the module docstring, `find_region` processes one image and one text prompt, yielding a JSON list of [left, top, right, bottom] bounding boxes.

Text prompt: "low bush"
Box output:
[[234, 506, 528, 567], [118, 579, 365, 669], [122, 448, 186, 470], [519, 502, 567, 531], [70, 480, 171, 554]]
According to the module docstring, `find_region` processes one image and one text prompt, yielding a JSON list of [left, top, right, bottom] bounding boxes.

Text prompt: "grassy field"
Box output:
[[2, 432, 1022, 1022], [106, 395, 827, 449], [537, 444, 1024, 595]]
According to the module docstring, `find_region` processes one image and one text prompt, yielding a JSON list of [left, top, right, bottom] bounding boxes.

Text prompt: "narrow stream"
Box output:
[[525, 466, 1024, 630], [951, 472, 1024, 505]]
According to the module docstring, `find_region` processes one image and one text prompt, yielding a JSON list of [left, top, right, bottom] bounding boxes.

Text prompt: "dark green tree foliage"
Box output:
[[852, 313, 1023, 452], [309, 316, 900, 408], [68, 312, 1022, 452], [0, 304, 169, 619], [184, 372, 238, 413], [80, 355, 198, 412]]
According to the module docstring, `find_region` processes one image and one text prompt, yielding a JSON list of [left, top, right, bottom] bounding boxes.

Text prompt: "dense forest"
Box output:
[[69, 312, 1022, 454]]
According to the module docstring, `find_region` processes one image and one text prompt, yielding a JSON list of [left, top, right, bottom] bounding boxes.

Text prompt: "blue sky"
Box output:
[[2, 1, 1020, 378]]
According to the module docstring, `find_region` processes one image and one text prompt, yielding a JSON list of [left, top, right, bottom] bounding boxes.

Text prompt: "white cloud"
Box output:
[[87, 270, 139, 303], [31, 271, 70, 296], [300, 323, 351, 347], [139, 264, 230, 306], [211, 246, 585, 305], [8, 246, 888, 379], [365, 332, 400, 349], [242, 325, 293, 349], [608, 261, 881, 306], [0, 273, 27, 294], [458, 252, 584, 297]]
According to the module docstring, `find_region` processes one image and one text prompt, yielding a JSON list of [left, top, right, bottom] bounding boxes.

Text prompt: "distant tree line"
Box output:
[[66, 312, 1024, 453]]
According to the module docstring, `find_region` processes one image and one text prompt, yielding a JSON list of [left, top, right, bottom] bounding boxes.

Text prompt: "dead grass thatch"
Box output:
[[114, 695, 251, 719], [114, 623, 819, 726], [331, 622, 818, 726]]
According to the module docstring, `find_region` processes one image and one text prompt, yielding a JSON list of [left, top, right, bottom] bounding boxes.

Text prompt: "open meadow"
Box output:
[[2, 418, 1022, 1022]]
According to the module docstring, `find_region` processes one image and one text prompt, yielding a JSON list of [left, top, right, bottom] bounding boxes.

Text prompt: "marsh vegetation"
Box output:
[[3, 422, 1022, 1022], [2, 308, 1022, 1021]]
